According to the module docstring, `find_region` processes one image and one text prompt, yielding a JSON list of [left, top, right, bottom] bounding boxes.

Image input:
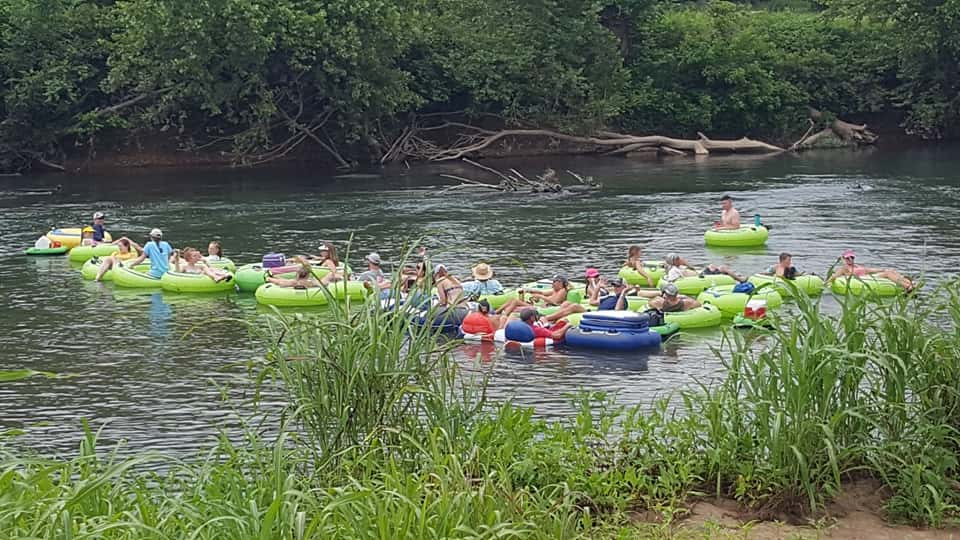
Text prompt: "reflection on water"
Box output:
[[1, 146, 959, 455]]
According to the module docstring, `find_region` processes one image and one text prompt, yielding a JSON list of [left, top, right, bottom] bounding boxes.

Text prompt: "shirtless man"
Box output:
[[716, 194, 741, 230], [770, 252, 798, 279]]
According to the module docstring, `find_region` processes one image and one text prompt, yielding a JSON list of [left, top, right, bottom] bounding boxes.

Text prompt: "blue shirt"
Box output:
[[143, 241, 173, 278], [92, 223, 107, 242], [462, 279, 504, 296], [598, 294, 624, 311]]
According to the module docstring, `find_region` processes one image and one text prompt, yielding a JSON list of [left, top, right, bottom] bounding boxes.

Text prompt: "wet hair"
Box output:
[[779, 252, 792, 262], [321, 242, 339, 266], [720, 194, 733, 202], [209, 241, 223, 258]]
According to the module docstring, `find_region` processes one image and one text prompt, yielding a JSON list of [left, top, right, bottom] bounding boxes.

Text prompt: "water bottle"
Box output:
[[754, 214, 761, 227]]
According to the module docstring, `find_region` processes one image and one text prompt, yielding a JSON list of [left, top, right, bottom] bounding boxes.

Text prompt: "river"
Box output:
[[1, 145, 958, 456]]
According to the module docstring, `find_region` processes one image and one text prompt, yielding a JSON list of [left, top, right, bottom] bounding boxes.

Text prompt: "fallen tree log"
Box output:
[[790, 108, 878, 151], [381, 121, 790, 163]]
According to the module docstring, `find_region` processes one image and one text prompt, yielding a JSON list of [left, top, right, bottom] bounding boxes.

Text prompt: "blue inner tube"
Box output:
[[417, 306, 468, 332], [564, 327, 662, 351]]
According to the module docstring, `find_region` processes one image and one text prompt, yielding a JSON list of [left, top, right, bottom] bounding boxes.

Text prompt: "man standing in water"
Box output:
[[716, 195, 741, 229]]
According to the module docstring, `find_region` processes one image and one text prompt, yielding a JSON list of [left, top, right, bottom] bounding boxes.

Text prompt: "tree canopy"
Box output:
[[0, 0, 956, 171]]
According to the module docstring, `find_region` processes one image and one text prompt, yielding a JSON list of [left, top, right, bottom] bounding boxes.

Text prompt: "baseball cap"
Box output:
[[92, 211, 105, 220], [519, 308, 539, 322], [551, 273, 569, 284], [149, 228, 163, 238], [662, 283, 679, 297], [584, 268, 600, 278], [82, 226, 94, 233], [433, 263, 447, 275], [609, 277, 626, 288], [842, 249, 856, 259], [365, 252, 382, 265], [665, 253, 680, 265]]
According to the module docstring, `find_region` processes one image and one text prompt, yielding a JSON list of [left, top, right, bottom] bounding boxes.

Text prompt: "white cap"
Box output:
[[433, 263, 447, 275], [93, 211, 105, 220], [149, 228, 163, 238]]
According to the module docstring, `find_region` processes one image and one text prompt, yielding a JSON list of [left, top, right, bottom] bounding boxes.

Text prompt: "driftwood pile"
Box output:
[[438, 159, 600, 195]]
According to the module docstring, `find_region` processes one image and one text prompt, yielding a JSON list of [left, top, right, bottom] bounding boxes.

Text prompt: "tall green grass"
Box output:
[[2, 278, 960, 537]]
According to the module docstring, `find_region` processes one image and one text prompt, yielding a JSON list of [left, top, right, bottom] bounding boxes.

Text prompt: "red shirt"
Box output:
[[531, 324, 554, 339]]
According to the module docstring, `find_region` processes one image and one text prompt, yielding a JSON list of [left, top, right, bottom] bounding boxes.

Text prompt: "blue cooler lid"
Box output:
[[580, 310, 650, 330]]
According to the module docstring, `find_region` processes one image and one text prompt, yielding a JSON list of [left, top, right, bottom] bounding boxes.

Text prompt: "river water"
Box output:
[[1, 145, 958, 456]]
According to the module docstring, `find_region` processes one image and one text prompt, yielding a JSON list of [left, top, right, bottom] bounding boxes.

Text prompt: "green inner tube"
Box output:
[[235, 263, 342, 292], [161, 271, 237, 293], [80, 258, 150, 281], [747, 274, 825, 297], [703, 225, 769, 247], [732, 314, 774, 329], [68, 244, 121, 262], [206, 258, 237, 273], [664, 304, 723, 329], [521, 280, 585, 304], [617, 265, 665, 286], [657, 274, 737, 296], [478, 289, 518, 309], [697, 284, 784, 317], [25, 247, 69, 256], [112, 266, 162, 288], [255, 280, 369, 307], [830, 276, 901, 297]]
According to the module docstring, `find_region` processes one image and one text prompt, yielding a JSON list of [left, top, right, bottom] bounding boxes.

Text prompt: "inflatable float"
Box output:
[[617, 265, 666, 286], [564, 311, 669, 351], [80, 258, 150, 281], [697, 284, 784, 318], [255, 281, 369, 307], [235, 262, 343, 292], [658, 274, 737, 296], [46, 228, 112, 249], [160, 271, 237, 293], [112, 266, 162, 288], [25, 246, 69, 256], [703, 225, 768, 247], [521, 280, 585, 303], [747, 274, 825, 297], [662, 304, 723, 329], [468, 319, 559, 350], [68, 243, 124, 263], [830, 275, 902, 297]]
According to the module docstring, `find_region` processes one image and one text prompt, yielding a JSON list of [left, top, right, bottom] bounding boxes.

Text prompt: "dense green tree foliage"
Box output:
[[0, 0, 956, 170]]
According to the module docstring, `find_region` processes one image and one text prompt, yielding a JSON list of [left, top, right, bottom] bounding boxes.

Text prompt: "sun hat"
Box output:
[[472, 263, 494, 280], [519, 308, 539, 322], [584, 268, 600, 278], [149, 228, 163, 238], [842, 249, 856, 259], [365, 252, 382, 265], [662, 283, 680, 297]]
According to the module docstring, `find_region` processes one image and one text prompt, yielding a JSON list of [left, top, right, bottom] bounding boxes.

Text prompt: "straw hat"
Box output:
[[472, 263, 494, 280]]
